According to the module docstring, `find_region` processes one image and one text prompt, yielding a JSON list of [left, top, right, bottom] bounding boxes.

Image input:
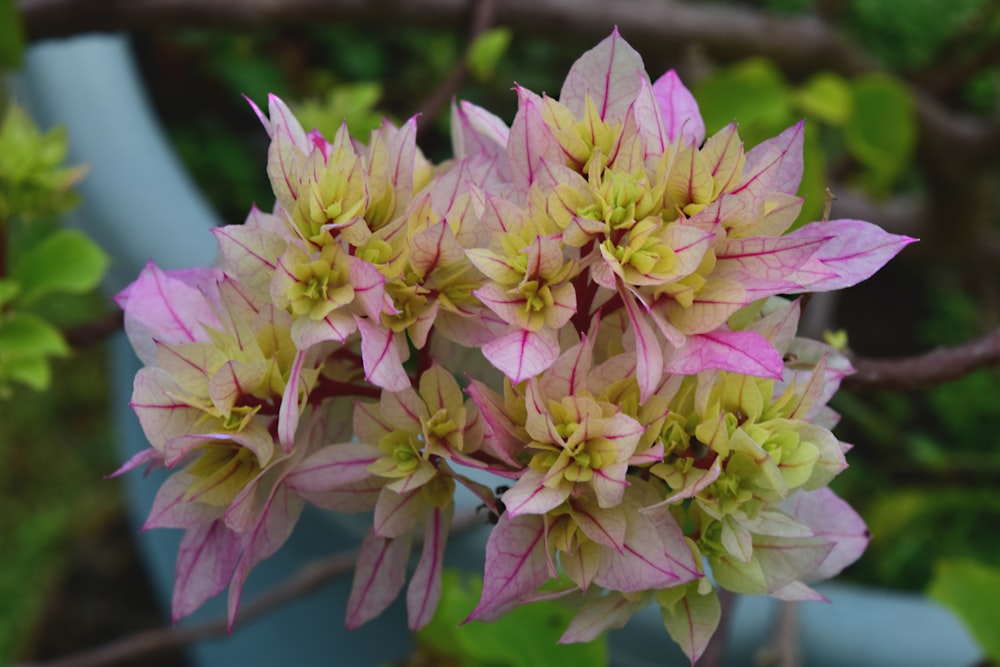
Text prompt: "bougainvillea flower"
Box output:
[[113, 27, 913, 659]]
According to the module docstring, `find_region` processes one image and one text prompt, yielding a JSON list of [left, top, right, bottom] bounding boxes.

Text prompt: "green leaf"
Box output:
[[658, 581, 721, 664], [0, 311, 69, 394], [791, 121, 827, 229], [928, 559, 1000, 662], [11, 229, 109, 305], [795, 72, 852, 126], [3, 355, 51, 392], [694, 58, 793, 146], [0, 312, 69, 361], [844, 73, 916, 194], [0, 0, 24, 69], [418, 570, 606, 667], [0, 105, 87, 220], [466, 28, 513, 82], [294, 83, 384, 142], [0, 278, 19, 308]]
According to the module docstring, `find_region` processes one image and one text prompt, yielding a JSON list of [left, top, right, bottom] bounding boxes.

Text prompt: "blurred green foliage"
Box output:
[[0, 0, 23, 68], [928, 559, 1000, 663], [415, 569, 607, 666], [693, 60, 916, 224], [0, 105, 109, 397], [0, 342, 119, 662]]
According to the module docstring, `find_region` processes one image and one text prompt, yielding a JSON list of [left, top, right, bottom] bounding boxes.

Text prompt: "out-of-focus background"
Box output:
[[3, 0, 1000, 665]]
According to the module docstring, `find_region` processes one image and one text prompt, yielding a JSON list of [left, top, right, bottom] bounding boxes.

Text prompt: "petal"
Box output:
[[172, 520, 242, 622], [356, 316, 411, 392], [407, 505, 453, 631], [345, 529, 413, 629], [560, 28, 647, 122], [664, 329, 784, 379], [466, 513, 549, 622], [482, 327, 561, 383], [286, 442, 382, 492], [743, 120, 804, 196], [786, 219, 916, 291], [652, 69, 706, 147]]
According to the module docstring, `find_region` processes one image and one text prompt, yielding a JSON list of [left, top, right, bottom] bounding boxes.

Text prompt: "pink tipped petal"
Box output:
[[226, 483, 306, 628], [452, 99, 510, 159], [278, 350, 308, 452], [652, 69, 705, 147], [659, 583, 721, 665], [787, 220, 917, 291], [594, 514, 682, 592], [714, 235, 829, 294], [144, 472, 222, 531], [482, 328, 560, 384], [621, 287, 663, 402], [119, 262, 223, 366], [345, 529, 413, 629], [212, 222, 285, 300], [379, 386, 428, 433], [507, 88, 561, 188], [349, 258, 389, 322], [466, 513, 549, 622], [744, 120, 805, 195], [407, 506, 453, 631], [570, 502, 627, 552], [560, 592, 648, 644], [171, 520, 242, 622], [560, 28, 647, 122], [109, 447, 163, 479], [286, 443, 382, 492], [781, 487, 870, 581], [356, 317, 411, 392], [374, 488, 429, 538], [665, 329, 784, 379], [267, 93, 310, 153], [503, 469, 571, 517]]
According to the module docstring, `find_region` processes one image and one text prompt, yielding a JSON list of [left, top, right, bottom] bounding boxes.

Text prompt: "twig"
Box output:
[[14, 549, 358, 667], [63, 311, 124, 347], [17, 511, 485, 667], [18, 0, 1000, 163], [413, 0, 499, 134], [843, 325, 1000, 391], [755, 601, 800, 667], [699, 588, 735, 667]]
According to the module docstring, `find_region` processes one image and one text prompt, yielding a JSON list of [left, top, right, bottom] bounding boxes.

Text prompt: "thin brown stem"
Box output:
[[63, 310, 125, 347], [699, 588, 735, 667], [844, 325, 1000, 391], [413, 0, 499, 134], [18, 511, 484, 667], [14, 548, 358, 667]]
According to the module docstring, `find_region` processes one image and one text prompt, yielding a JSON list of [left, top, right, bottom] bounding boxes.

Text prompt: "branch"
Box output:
[[843, 326, 1000, 391], [19, 0, 1000, 162], [14, 548, 358, 667], [413, 0, 498, 134], [63, 310, 124, 347], [699, 588, 735, 667], [18, 510, 487, 667]]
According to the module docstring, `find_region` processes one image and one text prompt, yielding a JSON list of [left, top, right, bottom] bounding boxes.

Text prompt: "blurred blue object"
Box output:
[[16, 33, 983, 667]]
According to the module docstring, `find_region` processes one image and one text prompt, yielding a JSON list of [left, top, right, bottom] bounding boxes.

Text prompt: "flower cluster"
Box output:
[[115, 30, 912, 662]]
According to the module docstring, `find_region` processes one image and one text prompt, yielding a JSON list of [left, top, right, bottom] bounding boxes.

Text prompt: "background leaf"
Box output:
[[0, 0, 24, 69], [467, 28, 513, 82], [927, 559, 1000, 662], [796, 72, 853, 126], [11, 229, 109, 305], [844, 72, 916, 194], [417, 569, 607, 666], [0, 312, 69, 394]]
